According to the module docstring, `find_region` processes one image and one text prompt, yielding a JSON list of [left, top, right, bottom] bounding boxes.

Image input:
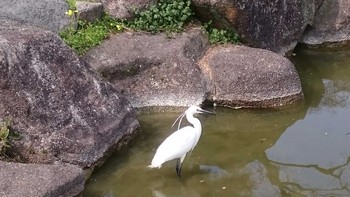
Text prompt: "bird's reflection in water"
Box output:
[[150, 164, 231, 197]]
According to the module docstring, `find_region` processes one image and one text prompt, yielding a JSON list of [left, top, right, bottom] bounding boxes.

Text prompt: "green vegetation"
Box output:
[[60, 15, 124, 54], [0, 118, 21, 160], [60, 0, 240, 54], [207, 28, 240, 44], [128, 0, 193, 33], [0, 118, 19, 157], [66, 0, 76, 10], [0, 118, 11, 156], [60, 0, 193, 55], [203, 21, 240, 44]]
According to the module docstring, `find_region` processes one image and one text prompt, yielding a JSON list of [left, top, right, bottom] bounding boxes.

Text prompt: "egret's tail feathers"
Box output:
[[149, 156, 164, 169], [148, 164, 154, 168], [148, 164, 161, 169]]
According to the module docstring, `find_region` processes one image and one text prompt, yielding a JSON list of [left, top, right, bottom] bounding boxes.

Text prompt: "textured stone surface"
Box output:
[[83, 28, 209, 108], [101, 0, 156, 19], [192, 0, 321, 55], [0, 20, 139, 168], [77, 1, 103, 23], [198, 45, 303, 108], [0, 0, 71, 32], [242, 160, 281, 197], [0, 161, 84, 197], [301, 0, 350, 47]]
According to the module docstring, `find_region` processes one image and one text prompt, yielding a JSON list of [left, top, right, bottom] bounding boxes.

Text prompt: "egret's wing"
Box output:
[[150, 126, 196, 168]]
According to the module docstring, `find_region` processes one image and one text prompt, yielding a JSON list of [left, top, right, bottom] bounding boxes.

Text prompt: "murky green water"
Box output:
[[84, 47, 350, 197]]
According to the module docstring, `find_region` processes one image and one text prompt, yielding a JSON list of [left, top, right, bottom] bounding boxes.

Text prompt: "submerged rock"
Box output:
[[198, 45, 303, 108], [242, 160, 281, 197], [0, 161, 84, 197], [83, 28, 209, 108], [199, 164, 231, 181], [0, 20, 139, 168]]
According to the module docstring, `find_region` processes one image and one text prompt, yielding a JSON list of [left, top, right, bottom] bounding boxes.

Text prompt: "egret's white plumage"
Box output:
[[150, 126, 197, 168], [148, 105, 214, 176]]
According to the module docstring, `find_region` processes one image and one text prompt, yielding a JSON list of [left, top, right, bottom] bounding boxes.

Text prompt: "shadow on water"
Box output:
[[84, 47, 350, 197]]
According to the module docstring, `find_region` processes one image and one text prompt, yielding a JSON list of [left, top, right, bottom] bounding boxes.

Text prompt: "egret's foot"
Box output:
[[176, 167, 182, 177]]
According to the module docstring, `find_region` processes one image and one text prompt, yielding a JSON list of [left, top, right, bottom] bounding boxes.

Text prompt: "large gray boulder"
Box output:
[[101, 0, 156, 20], [83, 28, 209, 108], [301, 0, 350, 47], [84, 27, 304, 109], [198, 45, 303, 108], [0, 161, 84, 197], [192, 0, 321, 55], [0, 0, 71, 32], [0, 20, 139, 168]]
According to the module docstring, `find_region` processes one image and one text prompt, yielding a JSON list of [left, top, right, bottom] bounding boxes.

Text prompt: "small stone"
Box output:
[[76, 1, 103, 23]]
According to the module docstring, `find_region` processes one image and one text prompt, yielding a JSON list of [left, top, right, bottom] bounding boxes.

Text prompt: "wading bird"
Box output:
[[148, 105, 215, 177]]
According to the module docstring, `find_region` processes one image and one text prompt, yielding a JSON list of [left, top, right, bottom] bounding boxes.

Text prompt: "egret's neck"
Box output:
[[186, 113, 202, 133]]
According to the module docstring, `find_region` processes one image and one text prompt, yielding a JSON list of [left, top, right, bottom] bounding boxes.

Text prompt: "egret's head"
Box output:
[[187, 105, 215, 115]]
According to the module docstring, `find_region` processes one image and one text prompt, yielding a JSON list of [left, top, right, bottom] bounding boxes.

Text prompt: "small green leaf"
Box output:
[[0, 128, 9, 139]]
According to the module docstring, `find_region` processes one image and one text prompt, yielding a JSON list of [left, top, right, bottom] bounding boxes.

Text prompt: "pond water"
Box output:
[[84, 47, 350, 197]]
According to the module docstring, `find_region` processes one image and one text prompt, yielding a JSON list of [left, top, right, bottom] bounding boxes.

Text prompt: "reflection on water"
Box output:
[[84, 48, 350, 196], [265, 48, 350, 196]]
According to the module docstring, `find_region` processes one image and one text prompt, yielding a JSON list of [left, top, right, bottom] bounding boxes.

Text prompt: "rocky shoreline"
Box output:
[[0, 0, 349, 196]]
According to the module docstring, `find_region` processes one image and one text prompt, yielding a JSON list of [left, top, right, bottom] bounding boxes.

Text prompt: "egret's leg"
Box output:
[[176, 154, 187, 177], [176, 159, 182, 177]]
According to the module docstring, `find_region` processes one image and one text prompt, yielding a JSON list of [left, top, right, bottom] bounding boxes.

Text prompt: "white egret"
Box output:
[[148, 105, 215, 177]]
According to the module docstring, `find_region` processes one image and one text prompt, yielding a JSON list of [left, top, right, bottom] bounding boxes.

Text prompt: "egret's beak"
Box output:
[[199, 108, 216, 115]]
